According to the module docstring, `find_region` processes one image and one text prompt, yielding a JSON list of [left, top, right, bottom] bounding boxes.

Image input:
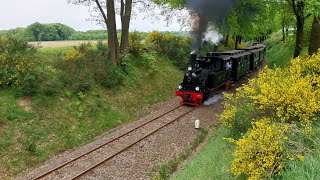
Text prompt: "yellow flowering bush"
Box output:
[[221, 53, 320, 179], [222, 53, 320, 134], [0, 36, 39, 95], [227, 118, 289, 179], [63, 48, 84, 61]]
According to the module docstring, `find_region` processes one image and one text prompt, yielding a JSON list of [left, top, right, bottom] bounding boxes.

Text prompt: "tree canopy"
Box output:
[[153, 0, 319, 56]]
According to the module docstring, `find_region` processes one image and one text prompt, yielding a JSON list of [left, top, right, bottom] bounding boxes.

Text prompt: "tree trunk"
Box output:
[[281, 10, 285, 41], [282, 26, 285, 41], [120, 0, 132, 53], [308, 16, 320, 55], [235, 36, 239, 49], [292, 0, 305, 58], [225, 33, 229, 47], [294, 17, 304, 57], [107, 0, 119, 64]]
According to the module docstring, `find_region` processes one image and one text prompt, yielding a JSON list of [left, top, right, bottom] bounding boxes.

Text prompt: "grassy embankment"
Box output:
[[172, 36, 320, 179], [0, 45, 183, 179]]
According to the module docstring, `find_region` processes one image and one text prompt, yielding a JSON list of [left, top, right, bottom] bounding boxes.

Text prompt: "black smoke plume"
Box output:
[[186, 0, 236, 50]]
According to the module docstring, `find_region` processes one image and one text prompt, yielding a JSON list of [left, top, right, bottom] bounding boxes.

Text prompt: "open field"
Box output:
[[29, 40, 103, 48]]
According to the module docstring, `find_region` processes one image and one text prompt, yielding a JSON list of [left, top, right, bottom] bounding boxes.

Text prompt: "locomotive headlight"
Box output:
[[188, 66, 192, 71], [195, 86, 200, 91], [178, 85, 183, 90]]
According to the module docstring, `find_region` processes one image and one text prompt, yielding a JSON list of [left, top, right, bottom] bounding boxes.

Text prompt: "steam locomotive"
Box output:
[[175, 44, 266, 106]]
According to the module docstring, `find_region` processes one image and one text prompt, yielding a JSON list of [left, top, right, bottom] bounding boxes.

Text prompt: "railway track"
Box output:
[[30, 105, 196, 180]]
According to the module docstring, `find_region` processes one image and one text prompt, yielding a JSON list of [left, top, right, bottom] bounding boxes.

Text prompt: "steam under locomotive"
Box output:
[[175, 44, 266, 106]]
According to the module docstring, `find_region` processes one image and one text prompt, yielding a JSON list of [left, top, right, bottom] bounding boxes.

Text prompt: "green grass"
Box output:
[[0, 53, 183, 179], [172, 127, 238, 180], [280, 149, 320, 180], [266, 39, 295, 68], [265, 35, 308, 69], [38, 46, 73, 55]]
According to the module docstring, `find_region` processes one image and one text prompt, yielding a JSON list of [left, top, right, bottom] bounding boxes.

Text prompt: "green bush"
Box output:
[[146, 31, 191, 70], [95, 61, 125, 89], [0, 36, 40, 96], [222, 53, 320, 179], [128, 32, 145, 56], [57, 43, 125, 92], [96, 41, 108, 57], [36, 65, 62, 96]]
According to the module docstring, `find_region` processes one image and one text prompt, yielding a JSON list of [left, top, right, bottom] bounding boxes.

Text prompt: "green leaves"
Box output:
[[305, 0, 320, 16], [152, 0, 188, 9]]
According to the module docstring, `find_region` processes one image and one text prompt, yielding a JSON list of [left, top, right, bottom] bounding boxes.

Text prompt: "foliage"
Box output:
[[69, 30, 108, 40], [25, 22, 76, 41], [222, 53, 320, 135], [0, 23, 109, 41], [0, 36, 40, 95], [0, 47, 183, 179], [146, 31, 191, 70], [57, 43, 125, 92], [265, 38, 296, 68], [128, 31, 145, 56], [304, 0, 320, 16], [226, 118, 289, 179], [152, 0, 187, 9], [221, 53, 320, 179], [36, 64, 63, 96], [0, 27, 31, 41]]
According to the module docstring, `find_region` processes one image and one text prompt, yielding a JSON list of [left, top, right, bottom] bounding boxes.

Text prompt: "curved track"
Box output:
[[31, 105, 196, 180]]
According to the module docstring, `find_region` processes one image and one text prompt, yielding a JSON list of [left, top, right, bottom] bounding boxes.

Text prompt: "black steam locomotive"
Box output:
[[175, 44, 266, 106]]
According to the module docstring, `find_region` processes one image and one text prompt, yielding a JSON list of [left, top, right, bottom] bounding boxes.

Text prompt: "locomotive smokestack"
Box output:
[[190, 50, 198, 66]]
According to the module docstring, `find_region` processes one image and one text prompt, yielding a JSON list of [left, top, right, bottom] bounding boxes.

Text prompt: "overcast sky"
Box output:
[[0, 0, 183, 31]]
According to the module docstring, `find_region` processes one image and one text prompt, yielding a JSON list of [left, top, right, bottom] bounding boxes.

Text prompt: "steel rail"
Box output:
[[31, 104, 184, 180], [70, 107, 196, 180]]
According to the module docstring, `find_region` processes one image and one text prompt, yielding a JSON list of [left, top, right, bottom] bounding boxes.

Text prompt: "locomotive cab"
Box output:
[[206, 56, 232, 89]]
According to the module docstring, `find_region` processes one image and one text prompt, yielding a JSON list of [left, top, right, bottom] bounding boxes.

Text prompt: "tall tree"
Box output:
[[106, 0, 120, 64], [305, 0, 320, 55], [277, 1, 293, 42], [70, 0, 134, 64], [308, 16, 320, 55], [287, 0, 309, 57], [120, 0, 133, 53]]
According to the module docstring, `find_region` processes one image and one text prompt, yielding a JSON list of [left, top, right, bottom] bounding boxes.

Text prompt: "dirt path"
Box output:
[[20, 62, 265, 180]]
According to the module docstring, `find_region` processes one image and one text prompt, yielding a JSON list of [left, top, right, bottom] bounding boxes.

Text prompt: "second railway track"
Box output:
[[29, 105, 196, 180]]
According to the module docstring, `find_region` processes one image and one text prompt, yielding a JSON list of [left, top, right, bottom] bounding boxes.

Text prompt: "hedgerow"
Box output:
[[57, 43, 125, 92], [221, 52, 320, 179], [0, 36, 40, 95], [146, 31, 191, 70]]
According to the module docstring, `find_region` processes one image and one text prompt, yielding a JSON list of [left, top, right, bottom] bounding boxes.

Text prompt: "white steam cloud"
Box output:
[[203, 93, 224, 106], [203, 30, 223, 45]]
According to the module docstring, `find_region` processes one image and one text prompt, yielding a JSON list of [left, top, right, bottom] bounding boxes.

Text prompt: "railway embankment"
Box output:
[[173, 40, 320, 179], [0, 38, 185, 179]]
